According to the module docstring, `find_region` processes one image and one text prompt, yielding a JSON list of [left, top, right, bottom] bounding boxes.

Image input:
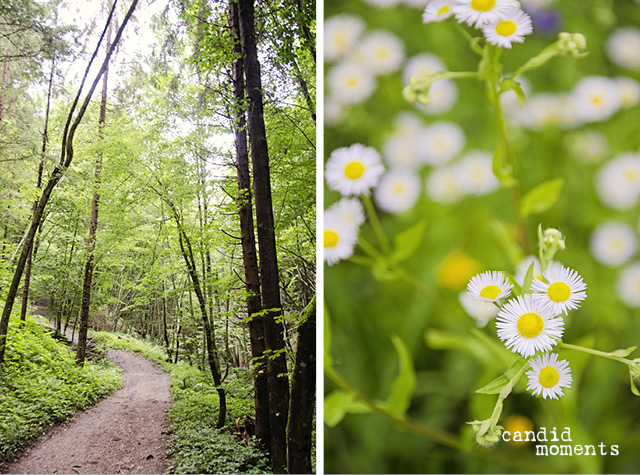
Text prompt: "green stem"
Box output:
[[357, 235, 384, 260], [362, 195, 391, 254], [348, 255, 375, 267], [558, 342, 634, 367]]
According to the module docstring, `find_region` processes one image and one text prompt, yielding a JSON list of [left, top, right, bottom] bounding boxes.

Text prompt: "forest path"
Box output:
[[5, 350, 171, 474]]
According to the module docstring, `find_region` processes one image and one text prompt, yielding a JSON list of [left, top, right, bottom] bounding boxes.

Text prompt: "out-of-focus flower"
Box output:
[[438, 250, 483, 291], [354, 30, 406, 75], [564, 130, 609, 164], [325, 144, 385, 196], [421, 121, 466, 166], [467, 270, 513, 302], [451, 0, 521, 27], [363, 0, 402, 7], [325, 14, 365, 63], [403, 54, 458, 114], [515, 255, 543, 288], [324, 96, 346, 126], [374, 168, 422, 213], [422, 0, 454, 23], [324, 208, 359, 266], [526, 352, 572, 399], [459, 291, 499, 327], [327, 197, 366, 227], [328, 62, 377, 105], [455, 150, 499, 196], [616, 263, 640, 308], [496, 295, 564, 357], [529, 9, 563, 35], [502, 414, 535, 446], [606, 27, 640, 69], [482, 9, 533, 49], [572, 76, 622, 123], [595, 153, 640, 210], [531, 264, 587, 316], [425, 166, 464, 202], [616, 77, 640, 109], [590, 221, 638, 268]]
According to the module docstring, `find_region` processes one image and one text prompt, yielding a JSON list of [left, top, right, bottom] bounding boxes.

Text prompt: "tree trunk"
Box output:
[[229, 0, 271, 453], [21, 61, 55, 322], [0, 0, 140, 365], [0, 56, 9, 130], [77, 19, 112, 365], [237, 0, 290, 470], [287, 296, 316, 474]]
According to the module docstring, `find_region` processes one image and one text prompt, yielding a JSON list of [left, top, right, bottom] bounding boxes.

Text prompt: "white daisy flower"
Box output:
[[616, 263, 640, 308], [467, 270, 513, 302], [324, 209, 359, 266], [328, 62, 376, 105], [459, 291, 499, 328], [526, 353, 572, 399], [606, 27, 640, 69], [425, 166, 464, 203], [515, 93, 570, 130], [595, 153, 640, 210], [327, 197, 366, 227], [324, 14, 365, 63], [531, 264, 587, 315], [382, 113, 428, 169], [515, 255, 543, 288], [363, 0, 402, 7], [496, 295, 564, 357], [374, 168, 421, 214], [451, 0, 521, 27], [564, 130, 609, 164], [420, 121, 466, 166], [403, 54, 459, 114], [325, 144, 385, 196], [325, 96, 347, 126], [590, 221, 638, 268], [616, 77, 640, 109], [354, 30, 406, 75], [482, 9, 533, 49], [572, 76, 622, 123], [423, 0, 454, 23], [455, 150, 499, 196]]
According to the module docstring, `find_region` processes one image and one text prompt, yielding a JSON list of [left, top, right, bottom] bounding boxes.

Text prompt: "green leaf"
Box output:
[[383, 335, 417, 417], [492, 147, 515, 187], [521, 261, 535, 295], [390, 220, 427, 264], [426, 329, 492, 363], [630, 372, 640, 397], [609, 346, 637, 358], [499, 78, 526, 106], [520, 178, 564, 217], [476, 357, 528, 395], [503, 272, 522, 297], [324, 305, 332, 369], [324, 390, 355, 427]]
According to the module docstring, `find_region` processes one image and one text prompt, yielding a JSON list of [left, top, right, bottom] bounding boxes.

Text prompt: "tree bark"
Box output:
[[286, 295, 315, 474], [77, 18, 112, 365], [229, 0, 271, 453], [0, 0, 139, 364], [237, 0, 290, 471]]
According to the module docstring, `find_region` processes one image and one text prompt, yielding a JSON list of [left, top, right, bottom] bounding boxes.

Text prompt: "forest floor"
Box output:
[[4, 349, 171, 474]]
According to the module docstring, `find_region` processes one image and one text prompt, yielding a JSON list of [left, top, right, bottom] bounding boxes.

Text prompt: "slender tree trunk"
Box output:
[[77, 20, 112, 365], [237, 0, 290, 470], [0, 0, 140, 365], [21, 62, 55, 322], [229, 0, 271, 452], [0, 56, 9, 130], [287, 296, 316, 474]]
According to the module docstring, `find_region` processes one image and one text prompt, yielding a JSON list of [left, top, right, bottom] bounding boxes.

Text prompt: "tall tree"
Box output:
[[0, 0, 140, 364], [237, 0, 290, 471]]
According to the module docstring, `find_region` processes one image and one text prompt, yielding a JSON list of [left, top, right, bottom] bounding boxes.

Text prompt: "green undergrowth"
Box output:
[[0, 315, 122, 467], [92, 330, 270, 474]]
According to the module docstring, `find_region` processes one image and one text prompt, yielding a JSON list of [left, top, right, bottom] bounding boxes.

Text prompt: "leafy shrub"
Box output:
[[0, 315, 122, 466]]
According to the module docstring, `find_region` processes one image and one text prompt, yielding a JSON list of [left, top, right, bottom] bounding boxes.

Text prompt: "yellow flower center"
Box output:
[[591, 95, 602, 104], [480, 284, 501, 300], [471, 0, 496, 12], [547, 282, 571, 302], [376, 48, 389, 59], [437, 5, 450, 16], [394, 185, 404, 194], [437, 251, 482, 291], [538, 366, 560, 388], [626, 170, 637, 181], [346, 76, 359, 88], [324, 230, 339, 248], [496, 20, 517, 37], [517, 312, 544, 338], [344, 161, 365, 180]]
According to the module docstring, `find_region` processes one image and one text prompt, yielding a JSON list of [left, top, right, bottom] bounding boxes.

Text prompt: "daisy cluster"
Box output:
[[466, 262, 588, 399], [502, 75, 640, 130], [422, 0, 534, 49], [589, 150, 640, 309], [325, 14, 406, 123]]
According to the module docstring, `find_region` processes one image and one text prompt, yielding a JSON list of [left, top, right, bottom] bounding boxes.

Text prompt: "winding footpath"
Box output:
[[5, 349, 171, 474]]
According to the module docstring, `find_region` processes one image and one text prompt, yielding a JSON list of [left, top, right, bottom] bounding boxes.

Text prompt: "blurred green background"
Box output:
[[324, 0, 640, 473]]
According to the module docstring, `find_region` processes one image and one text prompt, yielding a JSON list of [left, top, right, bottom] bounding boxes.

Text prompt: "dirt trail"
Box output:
[[5, 350, 171, 475]]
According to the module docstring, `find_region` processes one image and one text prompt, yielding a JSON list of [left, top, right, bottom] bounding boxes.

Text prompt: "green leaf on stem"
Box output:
[[520, 178, 564, 217], [499, 78, 526, 106], [324, 305, 333, 369], [390, 220, 427, 264], [492, 147, 515, 187], [521, 261, 535, 295], [476, 357, 529, 395], [609, 346, 637, 358], [324, 390, 354, 427], [383, 335, 417, 417]]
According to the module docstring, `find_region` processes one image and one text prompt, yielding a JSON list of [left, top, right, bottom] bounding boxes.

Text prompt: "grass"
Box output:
[[0, 315, 122, 467]]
